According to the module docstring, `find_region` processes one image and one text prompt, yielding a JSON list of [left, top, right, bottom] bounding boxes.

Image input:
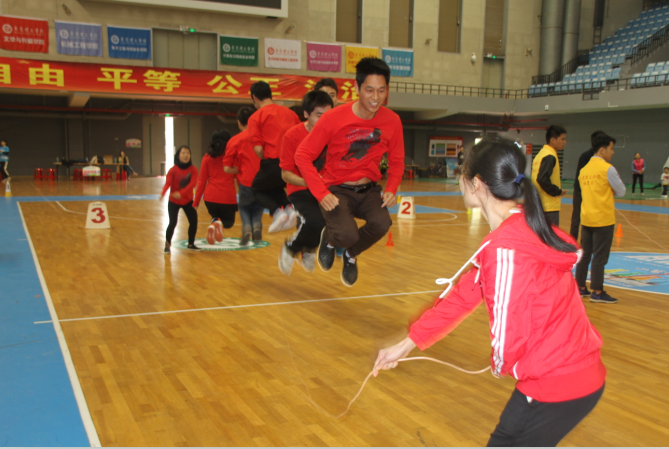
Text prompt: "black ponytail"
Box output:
[[207, 128, 232, 158], [463, 137, 576, 253]]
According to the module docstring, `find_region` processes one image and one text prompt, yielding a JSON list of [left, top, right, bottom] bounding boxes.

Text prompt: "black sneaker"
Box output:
[[579, 286, 591, 296], [341, 253, 358, 287], [164, 243, 171, 254], [240, 232, 252, 246], [590, 290, 617, 304], [317, 227, 335, 272], [253, 229, 262, 242], [186, 244, 202, 252]]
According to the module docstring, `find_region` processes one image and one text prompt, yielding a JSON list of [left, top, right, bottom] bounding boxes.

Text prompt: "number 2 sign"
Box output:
[[397, 196, 416, 219], [85, 202, 111, 229]]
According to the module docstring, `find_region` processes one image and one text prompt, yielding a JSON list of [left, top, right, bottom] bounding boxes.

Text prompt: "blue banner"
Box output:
[[382, 48, 413, 77], [55, 21, 102, 57], [108, 26, 151, 60]]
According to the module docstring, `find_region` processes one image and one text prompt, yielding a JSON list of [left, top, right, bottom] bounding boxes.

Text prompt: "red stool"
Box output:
[[101, 168, 112, 180], [34, 168, 45, 180], [116, 170, 127, 181], [46, 168, 58, 181], [73, 169, 83, 181]]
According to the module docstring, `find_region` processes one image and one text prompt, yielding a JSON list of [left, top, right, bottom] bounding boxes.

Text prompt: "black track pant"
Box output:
[[575, 224, 615, 291], [286, 190, 325, 255], [251, 158, 289, 216], [487, 384, 604, 447], [570, 189, 582, 241], [0, 161, 9, 180], [204, 201, 237, 228], [166, 200, 198, 245], [632, 173, 644, 193]]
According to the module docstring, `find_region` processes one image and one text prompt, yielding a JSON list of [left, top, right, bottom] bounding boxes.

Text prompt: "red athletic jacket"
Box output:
[[161, 165, 198, 206], [223, 130, 260, 188], [280, 122, 310, 197], [294, 102, 405, 201], [409, 210, 606, 402], [247, 104, 301, 160], [193, 154, 237, 207]]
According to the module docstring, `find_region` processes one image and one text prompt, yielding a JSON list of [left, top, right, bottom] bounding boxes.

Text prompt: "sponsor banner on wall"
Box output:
[[382, 48, 414, 77], [0, 56, 363, 102], [345, 45, 379, 73], [306, 42, 341, 72], [108, 26, 151, 60], [56, 21, 102, 57], [264, 38, 301, 69], [0, 15, 48, 53], [219, 35, 258, 67]]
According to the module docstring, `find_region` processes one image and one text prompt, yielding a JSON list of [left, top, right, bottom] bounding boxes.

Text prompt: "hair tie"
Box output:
[[514, 174, 525, 184]]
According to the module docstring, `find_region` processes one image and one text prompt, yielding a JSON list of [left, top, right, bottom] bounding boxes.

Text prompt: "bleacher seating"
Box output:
[[529, 4, 669, 97]]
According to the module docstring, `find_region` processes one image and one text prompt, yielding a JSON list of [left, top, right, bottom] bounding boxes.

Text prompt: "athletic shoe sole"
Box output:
[[206, 225, 216, 245], [213, 220, 224, 242], [340, 270, 354, 287], [589, 297, 618, 304]]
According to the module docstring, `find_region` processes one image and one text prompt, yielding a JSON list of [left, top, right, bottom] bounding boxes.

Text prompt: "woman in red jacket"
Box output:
[[160, 146, 199, 253], [374, 137, 605, 447], [193, 129, 237, 245]]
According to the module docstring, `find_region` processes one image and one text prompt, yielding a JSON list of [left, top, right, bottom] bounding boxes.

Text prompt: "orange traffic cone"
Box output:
[[614, 223, 623, 237], [385, 231, 394, 247]]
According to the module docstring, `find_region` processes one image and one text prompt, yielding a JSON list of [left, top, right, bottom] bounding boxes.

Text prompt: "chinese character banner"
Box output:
[[0, 15, 48, 53], [0, 56, 363, 102], [306, 42, 341, 72], [220, 35, 258, 67], [382, 48, 413, 78], [264, 38, 301, 70], [344, 45, 379, 73], [108, 26, 151, 60], [56, 21, 102, 57]]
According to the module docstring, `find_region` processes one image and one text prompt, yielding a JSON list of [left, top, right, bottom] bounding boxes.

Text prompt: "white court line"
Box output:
[[17, 203, 101, 448], [34, 290, 444, 324]]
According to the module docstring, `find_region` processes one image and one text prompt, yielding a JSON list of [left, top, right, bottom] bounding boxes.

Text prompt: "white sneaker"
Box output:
[[662, 195, 668, 199], [301, 252, 316, 273], [278, 244, 295, 276], [282, 205, 298, 231], [268, 209, 288, 233]]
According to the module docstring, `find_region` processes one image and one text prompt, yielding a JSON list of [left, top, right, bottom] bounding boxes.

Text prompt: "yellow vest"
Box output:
[[579, 157, 615, 227], [531, 145, 561, 212]]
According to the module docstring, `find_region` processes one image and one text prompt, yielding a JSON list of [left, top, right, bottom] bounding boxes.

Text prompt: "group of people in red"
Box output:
[[160, 57, 405, 287], [160, 57, 607, 446]]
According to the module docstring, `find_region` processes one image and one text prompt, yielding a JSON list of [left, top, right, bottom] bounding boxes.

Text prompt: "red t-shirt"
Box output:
[[222, 130, 260, 188], [247, 103, 301, 160], [161, 165, 198, 206], [294, 102, 405, 201], [280, 123, 310, 197], [193, 154, 237, 207]]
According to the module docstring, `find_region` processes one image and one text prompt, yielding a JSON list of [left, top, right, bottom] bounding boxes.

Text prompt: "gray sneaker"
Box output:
[[278, 244, 295, 276], [300, 251, 316, 273]]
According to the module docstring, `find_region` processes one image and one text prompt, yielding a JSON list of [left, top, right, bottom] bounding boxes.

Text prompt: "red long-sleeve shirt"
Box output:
[[294, 102, 405, 202], [280, 123, 310, 197], [161, 165, 198, 205], [408, 211, 606, 402], [247, 103, 301, 160], [193, 154, 237, 207], [222, 130, 260, 187]]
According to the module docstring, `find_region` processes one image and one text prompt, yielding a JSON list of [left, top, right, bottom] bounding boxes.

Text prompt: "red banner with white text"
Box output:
[[0, 56, 360, 102], [0, 16, 49, 53]]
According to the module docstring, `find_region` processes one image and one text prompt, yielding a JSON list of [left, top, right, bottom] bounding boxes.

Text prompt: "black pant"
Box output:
[[570, 189, 582, 241], [204, 201, 237, 228], [252, 158, 289, 216], [286, 190, 326, 255], [663, 185, 668, 196], [575, 224, 615, 291], [321, 184, 392, 258], [0, 161, 9, 180], [166, 200, 198, 246], [488, 384, 604, 446], [545, 211, 560, 227], [632, 173, 644, 193]]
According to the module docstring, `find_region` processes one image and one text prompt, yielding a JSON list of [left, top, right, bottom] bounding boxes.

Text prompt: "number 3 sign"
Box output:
[[85, 202, 111, 229], [397, 196, 416, 219]]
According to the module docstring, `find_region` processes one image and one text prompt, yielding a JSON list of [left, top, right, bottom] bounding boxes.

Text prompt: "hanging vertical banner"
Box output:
[[0, 15, 48, 53], [219, 35, 258, 67], [108, 26, 151, 60], [345, 45, 379, 73], [382, 48, 414, 77], [306, 42, 341, 72], [264, 37, 301, 69], [56, 21, 102, 57]]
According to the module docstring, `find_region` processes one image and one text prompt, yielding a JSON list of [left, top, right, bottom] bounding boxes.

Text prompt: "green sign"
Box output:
[[173, 237, 269, 251], [220, 35, 259, 67]]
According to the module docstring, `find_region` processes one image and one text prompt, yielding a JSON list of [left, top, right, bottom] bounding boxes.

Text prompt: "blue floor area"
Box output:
[[0, 198, 90, 446]]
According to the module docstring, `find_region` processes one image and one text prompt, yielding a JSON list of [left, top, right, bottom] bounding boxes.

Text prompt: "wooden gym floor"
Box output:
[[6, 177, 669, 446]]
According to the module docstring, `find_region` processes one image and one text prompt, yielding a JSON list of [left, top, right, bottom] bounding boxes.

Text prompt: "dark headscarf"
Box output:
[[174, 146, 192, 169]]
